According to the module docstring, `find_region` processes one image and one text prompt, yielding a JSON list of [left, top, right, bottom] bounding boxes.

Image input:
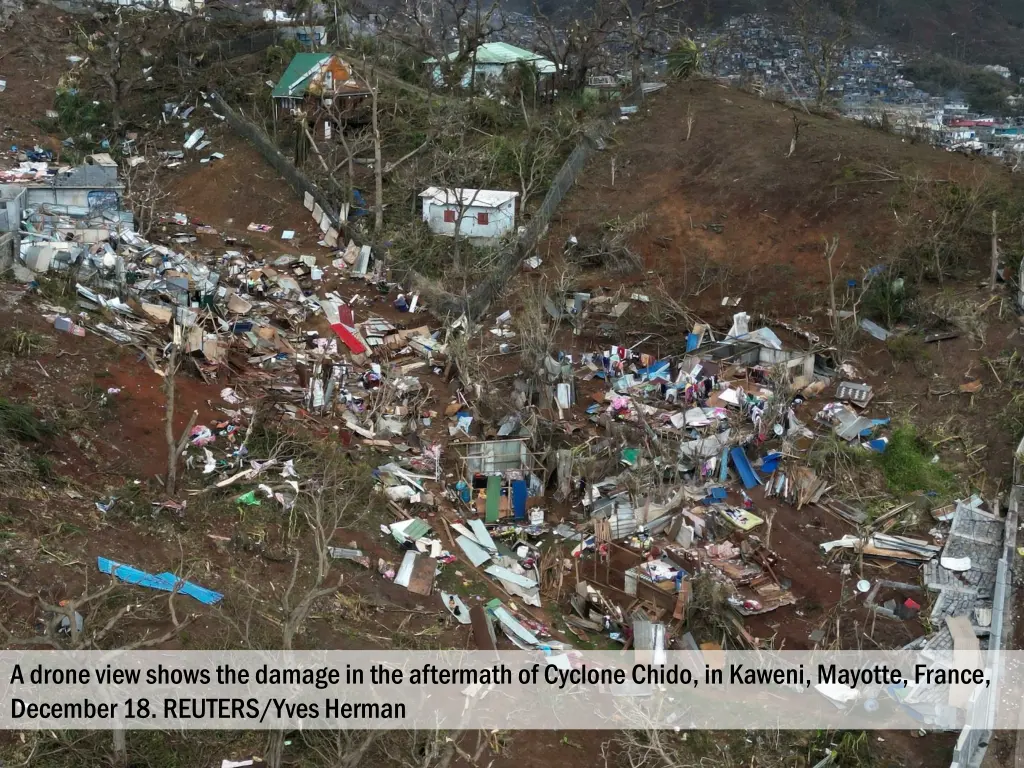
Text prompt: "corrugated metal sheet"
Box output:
[[610, 500, 637, 540], [456, 535, 492, 567], [491, 604, 539, 647], [834, 412, 873, 441], [633, 617, 667, 664], [468, 519, 498, 552], [391, 518, 431, 544], [485, 565, 537, 589], [394, 550, 417, 588]]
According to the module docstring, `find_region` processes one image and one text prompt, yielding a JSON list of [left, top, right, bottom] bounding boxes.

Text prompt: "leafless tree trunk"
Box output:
[[372, 81, 383, 233], [789, 0, 854, 107], [2, 575, 194, 768], [143, 339, 198, 496], [990, 209, 999, 291], [787, 113, 802, 157]]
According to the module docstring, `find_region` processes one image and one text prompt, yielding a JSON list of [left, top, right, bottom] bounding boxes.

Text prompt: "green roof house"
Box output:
[[272, 52, 370, 127], [425, 42, 556, 91]]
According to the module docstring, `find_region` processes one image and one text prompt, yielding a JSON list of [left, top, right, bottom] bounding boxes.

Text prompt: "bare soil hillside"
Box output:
[[548, 80, 1014, 319]]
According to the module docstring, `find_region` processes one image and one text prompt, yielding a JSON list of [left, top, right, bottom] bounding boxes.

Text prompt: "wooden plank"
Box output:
[[946, 615, 980, 709], [673, 580, 691, 621], [470, 605, 496, 651], [406, 554, 436, 596]]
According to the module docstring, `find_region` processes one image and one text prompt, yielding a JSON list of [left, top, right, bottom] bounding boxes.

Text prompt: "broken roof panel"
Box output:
[[456, 535, 492, 567], [390, 518, 431, 545], [425, 41, 555, 74], [485, 565, 537, 589], [836, 381, 874, 406], [487, 600, 539, 647], [468, 519, 498, 552]]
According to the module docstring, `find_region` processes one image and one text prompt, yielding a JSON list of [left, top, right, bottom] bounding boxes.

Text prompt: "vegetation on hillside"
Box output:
[[903, 55, 1022, 114]]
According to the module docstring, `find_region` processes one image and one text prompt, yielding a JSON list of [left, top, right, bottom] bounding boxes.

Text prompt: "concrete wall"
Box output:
[[23, 187, 120, 209], [430, 62, 506, 88], [0, 231, 17, 274], [0, 185, 26, 232], [423, 199, 515, 240]]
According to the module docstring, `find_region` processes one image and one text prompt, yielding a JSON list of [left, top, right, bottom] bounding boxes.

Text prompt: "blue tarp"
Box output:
[[97, 557, 223, 605], [349, 189, 370, 218], [686, 333, 700, 352], [635, 360, 671, 382], [729, 447, 762, 489], [704, 486, 728, 505], [760, 452, 783, 474]]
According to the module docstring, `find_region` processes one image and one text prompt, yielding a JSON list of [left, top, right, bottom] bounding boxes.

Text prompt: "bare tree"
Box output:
[[143, 333, 199, 497], [367, 0, 504, 92], [509, 112, 573, 209], [120, 145, 169, 238], [615, 0, 684, 93], [787, 112, 803, 157], [789, 0, 855, 107], [221, 443, 375, 768], [372, 79, 384, 232], [1, 572, 195, 767], [72, 6, 188, 128], [531, 0, 618, 94]]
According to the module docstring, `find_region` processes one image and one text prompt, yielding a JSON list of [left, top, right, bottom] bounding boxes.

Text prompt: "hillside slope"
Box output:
[[694, 0, 1024, 72], [548, 79, 1016, 318]]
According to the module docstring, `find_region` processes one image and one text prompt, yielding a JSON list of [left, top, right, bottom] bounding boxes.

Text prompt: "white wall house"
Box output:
[[419, 187, 518, 242]]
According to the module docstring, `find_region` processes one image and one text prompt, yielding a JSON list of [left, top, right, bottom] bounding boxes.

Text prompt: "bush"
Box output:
[[886, 334, 925, 362], [863, 269, 913, 327], [0, 398, 54, 442], [42, 91, 112, 143], [877, 425, 954, 496]]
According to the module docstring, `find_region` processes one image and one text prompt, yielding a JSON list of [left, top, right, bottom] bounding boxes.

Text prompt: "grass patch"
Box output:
[[34, 273, 79, 309], [0, 327, 53, 357], [876, 425, 954, 497], [886, 334, 925, 363], [30, 454, 60, 482], [0, 398, 55, 442]]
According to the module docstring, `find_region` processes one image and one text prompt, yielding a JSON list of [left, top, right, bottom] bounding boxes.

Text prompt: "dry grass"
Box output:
[[0, 327, 53, 358]]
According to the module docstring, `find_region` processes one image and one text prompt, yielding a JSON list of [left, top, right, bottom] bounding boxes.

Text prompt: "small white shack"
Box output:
[[419, 187, 518, 243]]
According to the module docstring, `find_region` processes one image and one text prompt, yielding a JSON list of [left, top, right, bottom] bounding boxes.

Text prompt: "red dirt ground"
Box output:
[[546, 80, 1014, 320], [2, 38, 1018, 764]]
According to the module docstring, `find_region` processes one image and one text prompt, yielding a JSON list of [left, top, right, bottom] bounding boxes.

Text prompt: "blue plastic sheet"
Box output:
[[729, 447, 762, 489], [98, 557, 223, 605]]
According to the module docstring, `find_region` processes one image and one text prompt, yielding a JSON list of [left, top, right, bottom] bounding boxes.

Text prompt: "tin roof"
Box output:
[[419, 187, 518, 208], [425, 42, 556, 74]]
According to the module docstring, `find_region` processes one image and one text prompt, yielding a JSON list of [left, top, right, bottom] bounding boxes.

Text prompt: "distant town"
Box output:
[[494, 8, 1024, 168], [687, 14, 1024, 166]]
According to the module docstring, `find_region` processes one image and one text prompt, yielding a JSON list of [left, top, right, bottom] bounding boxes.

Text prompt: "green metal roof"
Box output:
[[272, 52, 332, 99], [425, 41, 552, 68]]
